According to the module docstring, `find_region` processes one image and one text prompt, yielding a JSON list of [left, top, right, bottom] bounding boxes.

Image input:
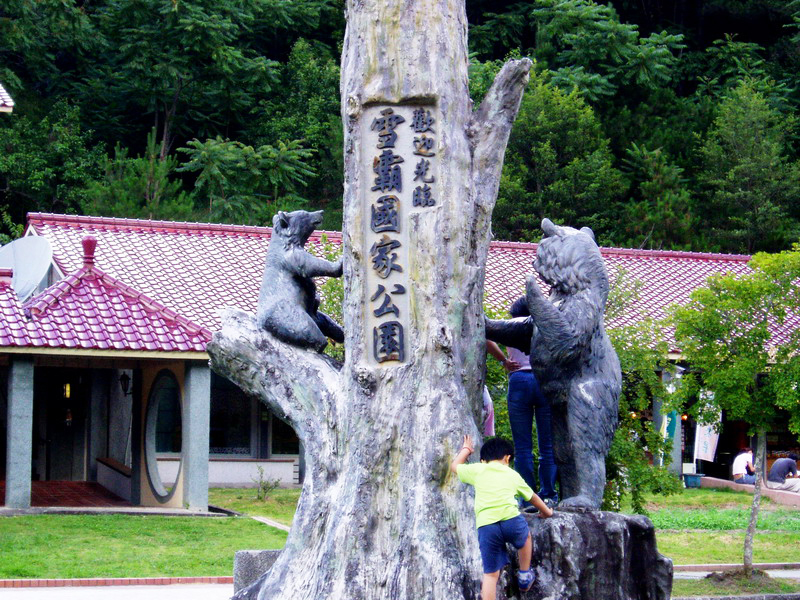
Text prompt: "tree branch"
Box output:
[[467, 57, 531, 256], [207, 308, 343, 436], [468, 57, 531, 201]]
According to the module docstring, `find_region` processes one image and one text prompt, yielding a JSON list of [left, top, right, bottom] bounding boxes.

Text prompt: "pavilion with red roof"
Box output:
[[1, 212, 796, 509]]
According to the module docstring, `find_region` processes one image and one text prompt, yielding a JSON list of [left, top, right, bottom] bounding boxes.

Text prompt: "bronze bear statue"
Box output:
[[486, 218, 621, 510], [257, 210, 344, 352]]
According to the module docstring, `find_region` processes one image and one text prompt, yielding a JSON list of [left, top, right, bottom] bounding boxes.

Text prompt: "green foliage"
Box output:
[[177, 137, 315, 225], [83, 129, 194, 221], [670, 247, 800, 436], [697, 81, 800, 253], [0, 208, 23, 246], [76, 0, 283, 149], [249, 39, 343, 227], [617, 143, 696, 249], [603, 269, 680, 514], [491, 67, 625, 242], [318, 234, 345, 362], [0, 100, 104, 219], [0, 0, 98, 92], [483, 303, 514, 443], [251, 466, 281, 501]]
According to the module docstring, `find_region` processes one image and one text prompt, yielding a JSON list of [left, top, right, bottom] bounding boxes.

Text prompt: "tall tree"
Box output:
[[208, 0, 532, 597], [488, 66, 625, 242], [671, 247, 800, 574], [698, 81, 800, 253]]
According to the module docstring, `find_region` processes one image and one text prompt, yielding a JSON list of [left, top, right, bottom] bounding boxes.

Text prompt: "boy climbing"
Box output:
[[451, 435, 553, 599]]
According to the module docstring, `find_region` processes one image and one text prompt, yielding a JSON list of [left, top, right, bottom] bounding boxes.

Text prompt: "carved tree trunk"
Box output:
[[209, 2, 530, 599]]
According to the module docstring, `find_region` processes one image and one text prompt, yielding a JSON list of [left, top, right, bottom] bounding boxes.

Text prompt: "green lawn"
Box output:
[[672, 576, 800, 597], [0, 515, 285, 579], [208, 487, 302, 526], [1, 487, 798, 584], [657, 531, 800, 564]]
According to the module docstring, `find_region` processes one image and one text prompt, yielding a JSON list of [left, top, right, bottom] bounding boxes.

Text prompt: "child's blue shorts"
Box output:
[[477, 514, 530, 573]]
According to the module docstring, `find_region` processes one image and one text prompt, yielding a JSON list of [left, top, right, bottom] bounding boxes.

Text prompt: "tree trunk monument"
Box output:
[[209, 1, 673, 599], [209, 1, 530, 598]]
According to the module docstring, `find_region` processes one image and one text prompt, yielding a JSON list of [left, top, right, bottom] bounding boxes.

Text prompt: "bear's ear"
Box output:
[[541, 218, 557, 237], [273, 211, 290, 230], [580, 226, 595, 241]]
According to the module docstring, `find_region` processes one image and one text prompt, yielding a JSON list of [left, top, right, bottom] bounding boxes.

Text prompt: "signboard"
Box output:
[[362, 105, 439, 365]]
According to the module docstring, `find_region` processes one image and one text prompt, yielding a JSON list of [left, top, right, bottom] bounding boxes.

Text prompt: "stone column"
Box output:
[[87, 370, 111, 482], [183, 362, 210, 511], [5, 358, 34, 508]]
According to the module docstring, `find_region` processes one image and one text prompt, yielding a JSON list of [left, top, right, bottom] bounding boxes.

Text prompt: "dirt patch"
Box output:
[[706, 568, 770, 584]]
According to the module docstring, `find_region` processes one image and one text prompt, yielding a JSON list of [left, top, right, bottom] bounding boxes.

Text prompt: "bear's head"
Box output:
[[534, 218, 609, 301], [272, 210, 324, 247]]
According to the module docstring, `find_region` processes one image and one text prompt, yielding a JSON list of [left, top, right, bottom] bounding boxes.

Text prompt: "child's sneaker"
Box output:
[[517, 569, 535, 592]]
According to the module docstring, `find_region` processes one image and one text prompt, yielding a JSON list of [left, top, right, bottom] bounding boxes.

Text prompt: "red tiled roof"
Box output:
[[0, 271, 31, 347], [22, 212, 797, 354], [26, 213, 337, 334], [0, 83, 14, 111], [0, 237, 210, 352]]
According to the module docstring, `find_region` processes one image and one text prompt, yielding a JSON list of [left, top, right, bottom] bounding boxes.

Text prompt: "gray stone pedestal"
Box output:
[[234, 550, 281, 592], [498, 509, 672, 600]]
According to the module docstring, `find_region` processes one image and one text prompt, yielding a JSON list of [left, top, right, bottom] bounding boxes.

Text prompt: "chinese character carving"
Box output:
[[413, 159, 435, 184], [371, 108, 406, 149], [413, 134, 436, 157], [370, 283, 406, 317], [413, 184, 435, 207], [371, 195, 400, 233], [373, 321, 405, 363], [410, 108, 435, 133], [372, 149, 404, 193], [370, 234, 403, 278]]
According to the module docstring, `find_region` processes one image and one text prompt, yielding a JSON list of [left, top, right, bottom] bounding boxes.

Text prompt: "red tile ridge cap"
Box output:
[[490, 237, 751, 262], [26, 212, 343, 242], [25, 269, 87, 316], [24, 264, 213, 341]]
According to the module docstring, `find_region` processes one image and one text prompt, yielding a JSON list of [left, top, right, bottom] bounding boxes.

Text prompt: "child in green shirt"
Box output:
[[451, 435, 553, 600]]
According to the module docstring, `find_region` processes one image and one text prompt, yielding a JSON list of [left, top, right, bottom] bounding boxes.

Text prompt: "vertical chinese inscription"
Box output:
[[363, 105, 439, 365]]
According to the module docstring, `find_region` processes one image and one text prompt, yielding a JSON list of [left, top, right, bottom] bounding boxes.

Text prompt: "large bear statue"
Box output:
[[257, 210, 344, 353], [486, 218, 621, 509]]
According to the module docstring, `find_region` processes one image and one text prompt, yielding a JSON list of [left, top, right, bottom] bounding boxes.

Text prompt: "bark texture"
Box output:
[[743, 430, 767, 575], [207, 2, 531, 599]]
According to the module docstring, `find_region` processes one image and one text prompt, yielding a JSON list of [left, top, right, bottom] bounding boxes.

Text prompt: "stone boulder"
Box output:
[[498, 508, 672, 600]]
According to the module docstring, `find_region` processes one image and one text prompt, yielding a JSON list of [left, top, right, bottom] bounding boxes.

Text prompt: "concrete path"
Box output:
[[674, 569, 800, 580], [0, 584, 233, 599]]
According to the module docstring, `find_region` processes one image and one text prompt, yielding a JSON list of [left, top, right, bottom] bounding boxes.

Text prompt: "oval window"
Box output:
[[145, 370, 182, 502]]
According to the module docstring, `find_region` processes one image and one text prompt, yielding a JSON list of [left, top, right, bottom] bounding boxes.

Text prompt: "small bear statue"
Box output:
[[486, 218, 621, 510], [256, 210, 344, 352]]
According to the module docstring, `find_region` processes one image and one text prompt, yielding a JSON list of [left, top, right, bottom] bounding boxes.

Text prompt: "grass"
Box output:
[[627, 487, 773, 511], [208, 487, 302, 526], [0, 515, 286, 579], [657, 531, 800, 564], [672, 575, 800, 597], [1, 486, 797, 584]]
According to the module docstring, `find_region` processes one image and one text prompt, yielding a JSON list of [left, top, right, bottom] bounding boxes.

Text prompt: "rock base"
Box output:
[[498, 509, 672, 600]]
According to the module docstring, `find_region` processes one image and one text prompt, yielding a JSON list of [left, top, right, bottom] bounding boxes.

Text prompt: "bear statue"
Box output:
[[486, 218, 621, 510], [257, 210, 344, 353]]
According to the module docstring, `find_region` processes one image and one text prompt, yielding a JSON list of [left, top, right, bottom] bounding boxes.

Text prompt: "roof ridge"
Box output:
[[490, 237, 751, 261], [25, 268, 88, 315], [25, 263, 212, 340], [26, 213, 752, 261], [26, 212, 343, 241]]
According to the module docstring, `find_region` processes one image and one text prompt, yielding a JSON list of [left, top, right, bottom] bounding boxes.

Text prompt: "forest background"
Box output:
[[2, 0, 800, 254]]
